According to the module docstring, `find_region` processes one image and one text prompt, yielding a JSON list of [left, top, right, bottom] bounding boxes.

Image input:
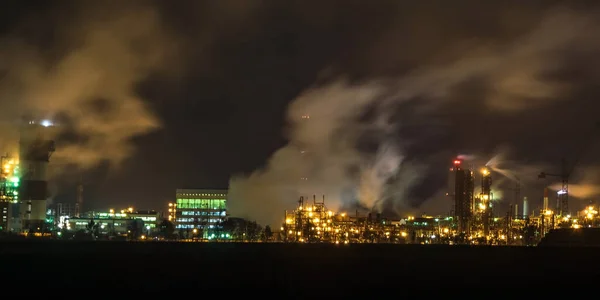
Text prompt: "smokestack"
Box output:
[[76, 182, 83, 217], [514, 204, 519, 219], [18, 116, 55, 232], [523, 197, 528, 217], [543, 188, 549, 211]]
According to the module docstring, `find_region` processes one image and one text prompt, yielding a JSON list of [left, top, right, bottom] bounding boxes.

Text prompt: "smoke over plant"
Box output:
[[358, 143, 403, 211], [229, 7, 600, 226], [0, 2, 179, 173]]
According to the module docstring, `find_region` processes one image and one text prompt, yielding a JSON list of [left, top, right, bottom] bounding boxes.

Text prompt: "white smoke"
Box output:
[[358, 142, 404, 211], [229, 8, 600, 226], [0, 2, 180, 172]]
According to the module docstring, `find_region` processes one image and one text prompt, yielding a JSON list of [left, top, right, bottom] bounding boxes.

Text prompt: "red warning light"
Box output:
[[453, 160, 461, 165]]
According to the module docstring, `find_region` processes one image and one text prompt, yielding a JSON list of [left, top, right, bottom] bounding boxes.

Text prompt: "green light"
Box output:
[[10, 176, 19, 183]]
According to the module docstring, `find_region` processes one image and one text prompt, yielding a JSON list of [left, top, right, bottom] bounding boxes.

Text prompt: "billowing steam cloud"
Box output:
[[229, 7, 600, 226], [0, 2, 178, 172]]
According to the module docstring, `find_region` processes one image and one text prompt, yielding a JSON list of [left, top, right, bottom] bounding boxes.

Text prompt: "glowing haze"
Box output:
[[0, 2, 179, 173], [230, 7, 600, 226]]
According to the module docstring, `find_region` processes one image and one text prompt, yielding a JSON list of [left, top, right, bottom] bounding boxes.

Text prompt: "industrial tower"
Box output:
[[453, 159, 474, 236], [18, 117, 55, 232], [299, 113, 310, 193], [479, 168, 492, 236], [76, 181, 83, 217]]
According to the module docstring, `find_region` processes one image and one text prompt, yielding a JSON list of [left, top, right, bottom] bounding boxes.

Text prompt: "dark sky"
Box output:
[[2, 0, 600, 221]]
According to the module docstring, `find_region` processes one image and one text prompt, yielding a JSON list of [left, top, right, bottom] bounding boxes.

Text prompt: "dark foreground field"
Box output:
[[0, 240, 598, 295]]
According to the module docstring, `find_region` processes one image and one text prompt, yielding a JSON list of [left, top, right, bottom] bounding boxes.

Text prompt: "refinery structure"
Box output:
[[0, 117, 55, 234], [276, 157, 599, 246]]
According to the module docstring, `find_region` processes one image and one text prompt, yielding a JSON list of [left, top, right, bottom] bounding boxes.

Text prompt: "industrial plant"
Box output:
[[0, 120, 598, 246], [1, 117, 55, 234], [274, 157, 599, 246]]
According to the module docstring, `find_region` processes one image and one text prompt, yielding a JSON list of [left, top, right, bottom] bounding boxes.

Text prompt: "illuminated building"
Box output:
[[172, 189, 227, 239], [453, 159, 474, 236], [67, 212, 130, 236], [129, 210, 160, 229], [0, 154, 20, 232], [65, 209, 160, 238]]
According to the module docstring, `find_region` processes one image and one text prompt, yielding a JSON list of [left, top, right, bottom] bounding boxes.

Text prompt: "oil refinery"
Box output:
[[276, 158, 599, 246], [1, 124, 599, 246]]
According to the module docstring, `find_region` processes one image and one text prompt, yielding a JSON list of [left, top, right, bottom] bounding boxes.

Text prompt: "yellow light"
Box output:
[[483, 195, 489, 200], [341, 213, 346, 217], [401, 232, 407, 237], [168, 203, 173, 207], [308, 212, 313, 217], [140, 235, 146, 240], [193, 228, 198, 233], [313, 218, 320, 223], [443, 228, 449, 234], [109, 209, 114, 214], [479, 203, 486, 210], [307, 207, 312, 212], [286, 218, 293, 224], [482, 168, 489, 175], [327, 211, 333, 217], [288, 230, 292, 234], [128, 207, 134, 213], [280, 227, 284, 231], [573, 224, 581, 229]]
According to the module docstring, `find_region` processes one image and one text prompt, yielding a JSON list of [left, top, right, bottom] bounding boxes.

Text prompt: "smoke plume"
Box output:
[[0, 1, 179, 172], [229, 6, 600, 226]]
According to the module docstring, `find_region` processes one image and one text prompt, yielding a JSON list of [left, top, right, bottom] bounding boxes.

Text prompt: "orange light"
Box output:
[[453, 160, 461, 165]]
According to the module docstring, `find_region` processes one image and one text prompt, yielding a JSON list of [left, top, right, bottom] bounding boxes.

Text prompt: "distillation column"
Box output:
[[481, 168, 492, 237], [453, 159, 473, 237]]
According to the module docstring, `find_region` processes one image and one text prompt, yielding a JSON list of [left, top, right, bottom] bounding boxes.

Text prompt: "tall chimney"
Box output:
[[76, 181, 83, 217], [543, 188, 549, 211], [523, 197, 528, 217], [18, 116, 55, 232]]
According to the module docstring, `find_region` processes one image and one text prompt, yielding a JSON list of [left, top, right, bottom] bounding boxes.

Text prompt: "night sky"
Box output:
[[2, 0, 600, 224]]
